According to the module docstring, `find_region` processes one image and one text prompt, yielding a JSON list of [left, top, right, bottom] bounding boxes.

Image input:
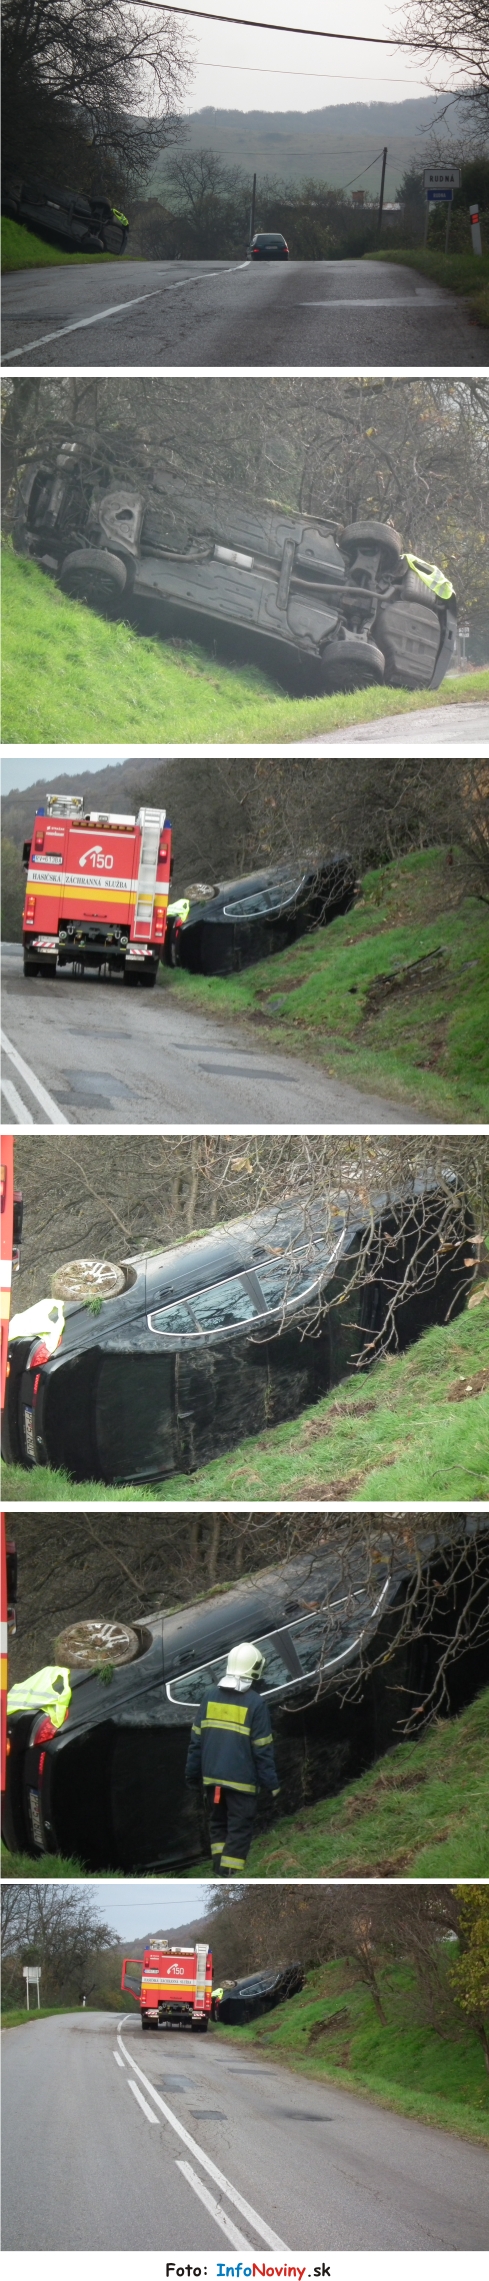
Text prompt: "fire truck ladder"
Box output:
[[194, 1944, 209, 2012], [134, 808, 166, 938]]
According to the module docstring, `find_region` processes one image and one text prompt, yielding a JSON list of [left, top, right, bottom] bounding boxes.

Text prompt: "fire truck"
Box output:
[[121, 1942, 213, 2031], [21, 794, 173, 985]]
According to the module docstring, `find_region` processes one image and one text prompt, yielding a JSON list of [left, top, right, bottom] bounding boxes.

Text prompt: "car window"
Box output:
[[150, 1274, 259, 1338], [222, 877, 302, 919], [166, 1625, 301, 1706], [254, 1259, 322, 1310]]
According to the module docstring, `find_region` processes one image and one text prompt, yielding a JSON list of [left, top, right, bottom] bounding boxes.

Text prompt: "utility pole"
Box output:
[[249, 171, 256, 250], [377, 146, 387, 240]]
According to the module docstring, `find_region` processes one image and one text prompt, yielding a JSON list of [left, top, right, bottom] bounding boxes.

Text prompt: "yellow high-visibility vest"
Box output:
[[7, 1665, 72, 1728], [404, 554, 454, 602]]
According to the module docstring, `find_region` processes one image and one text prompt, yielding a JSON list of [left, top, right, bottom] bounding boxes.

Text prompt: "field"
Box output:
[[3, 1299, 489, 1504], [3, 547, 488, 747], [166, 846, 489, 1122], [215, 1950, 489, 2144]]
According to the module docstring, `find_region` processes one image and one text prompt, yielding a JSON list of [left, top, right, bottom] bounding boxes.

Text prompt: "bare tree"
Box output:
[[394, 0, 489, 131], [2, 0, 191, 190]]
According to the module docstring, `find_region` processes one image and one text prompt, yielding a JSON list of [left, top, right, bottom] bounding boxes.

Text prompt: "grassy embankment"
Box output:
[[3, 546, 488, 747], [164, 846, 489, 1122], [1, 216, 127, 271], [3, 1688, 488, 1886], [369, 244, 489, 327], [3, 1299, 489, 1503], [215, 1953, 489, 2144]]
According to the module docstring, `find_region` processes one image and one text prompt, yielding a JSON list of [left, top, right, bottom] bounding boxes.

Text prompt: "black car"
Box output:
[[1, 1184, 475, 1488], [164, 854, 357, 976], [12, 443, 457, 695], [2, 174, 128, 254], [3, 1523, 487, 1871], [215, 1966, 304, 2023], [251, 232, 289, 259]]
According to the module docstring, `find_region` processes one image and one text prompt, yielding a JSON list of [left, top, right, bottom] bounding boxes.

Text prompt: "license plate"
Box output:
[[29, 1789, 43, 1847], [24, 1408, 35, 1459]]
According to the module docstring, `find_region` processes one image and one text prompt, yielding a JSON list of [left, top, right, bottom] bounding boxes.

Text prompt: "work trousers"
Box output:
[[208, 1784, 257, 1874]]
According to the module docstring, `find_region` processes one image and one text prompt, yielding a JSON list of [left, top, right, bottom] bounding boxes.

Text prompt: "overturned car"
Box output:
[[1, 1181, 476, 1487], [2, 175, 128, 254], [13, 442, 457, 694], [214, 1965, 304, 2023], [164, 855, 358, 976], [3, 1522, 488, 1871]]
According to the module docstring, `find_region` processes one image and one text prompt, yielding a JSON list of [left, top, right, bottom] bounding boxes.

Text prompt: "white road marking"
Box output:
[[117, 2027, 289, 2250], [1, 1077, 34, 1125], [113, 2050, 125, 2068], [128, 2078, 158, 2123], [176, 2159, 253, 2249], [1, 263, 248, 362], [1, 1031, 69, 1124], [301, 297, 441, 307]]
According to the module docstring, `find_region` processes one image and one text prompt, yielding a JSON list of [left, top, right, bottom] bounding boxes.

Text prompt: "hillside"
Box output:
[[151, 97, 463, 202], [216, 1951, 489, 2143], [165, 846, 489, 1123]]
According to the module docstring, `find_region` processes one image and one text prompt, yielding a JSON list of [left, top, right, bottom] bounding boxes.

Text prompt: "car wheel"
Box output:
[[320, 634, 385, 692], [340, 520, 403, 569], [59, 548, 127, 612], [50, 1257, 129, 1301], [79, 232, 104, 252], [54, 1618, 141, 1667], [101, 223, 127, 254]]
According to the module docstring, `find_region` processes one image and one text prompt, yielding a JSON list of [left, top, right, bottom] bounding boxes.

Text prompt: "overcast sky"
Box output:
[[2, 754, 134, 793], [64, 1880, 216, 1939], [180, 0, 437, 117]]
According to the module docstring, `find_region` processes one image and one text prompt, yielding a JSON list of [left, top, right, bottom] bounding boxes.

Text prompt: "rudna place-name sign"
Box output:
[[423, 167, 461, 189]]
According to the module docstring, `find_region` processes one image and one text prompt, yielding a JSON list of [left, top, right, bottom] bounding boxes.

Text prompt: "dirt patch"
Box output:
[[308, 2009, 350, 2044], [447, 1370, 489, 1402], [296, 1474, 366, 1500], [297, 1403, 377, 1446]]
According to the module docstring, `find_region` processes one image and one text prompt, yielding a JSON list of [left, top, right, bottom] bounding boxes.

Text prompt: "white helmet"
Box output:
[[220, 1641, 266, 1689]]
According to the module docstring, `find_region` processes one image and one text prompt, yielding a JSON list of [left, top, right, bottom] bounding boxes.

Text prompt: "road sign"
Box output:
[[459, 624, 470, 637], [427, 188, 453, 203], [423, 166, 460, 188], [23, 1964, 41, 2009]]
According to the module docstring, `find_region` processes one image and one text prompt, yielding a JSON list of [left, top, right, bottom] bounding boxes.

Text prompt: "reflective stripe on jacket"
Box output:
[[185, 1682, 279, 1794], [7, 1665, 72, 1728], [404, 554, 454, 602]]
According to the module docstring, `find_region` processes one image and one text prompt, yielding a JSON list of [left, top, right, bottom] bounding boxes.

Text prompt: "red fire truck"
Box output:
[[22, 794, 173, 985], [121, 1942, 213, 2031]]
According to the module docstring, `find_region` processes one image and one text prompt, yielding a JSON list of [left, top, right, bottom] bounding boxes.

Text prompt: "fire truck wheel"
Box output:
[[141, 2014, 151, 2028], [192, 2017, 208, 2033], [54, 1618, 140, 1667], [340, 520, 403, 568], [139, 967, 157, 988], [23, 955, 41, 977], [59, 548, 127, 612], [50, 1257, 129, 1301]]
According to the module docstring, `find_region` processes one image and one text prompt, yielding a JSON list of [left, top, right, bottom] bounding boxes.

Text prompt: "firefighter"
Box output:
[[185, 1640, 280, 1876]]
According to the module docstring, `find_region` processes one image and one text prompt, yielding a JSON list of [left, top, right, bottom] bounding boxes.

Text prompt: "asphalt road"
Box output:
[[1, 944, 424, 1127], [295, 702, 489, 755], [3, 2012, 489, 2252], [3, 255, 488, 367]]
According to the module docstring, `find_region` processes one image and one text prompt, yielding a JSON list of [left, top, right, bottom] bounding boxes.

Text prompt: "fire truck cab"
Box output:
[[22, 794, 172, 986], [121, 1942, 213, 2031]]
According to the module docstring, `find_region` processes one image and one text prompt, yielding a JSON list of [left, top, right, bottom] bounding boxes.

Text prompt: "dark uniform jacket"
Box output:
[[185, 1683, 279, 1795]]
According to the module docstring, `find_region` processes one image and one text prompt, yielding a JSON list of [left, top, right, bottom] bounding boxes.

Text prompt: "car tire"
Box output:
[[340, 520, 403, 567], [101, 223, 127, 255], [54, 1618, 141, 1667], [59, 548, 127, 612], [320, 635, 385, 692], [50, 1257, 129, 1301]]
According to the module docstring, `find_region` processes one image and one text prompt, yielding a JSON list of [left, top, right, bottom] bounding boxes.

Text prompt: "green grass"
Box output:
[[241, 1685, 489, 1880], [3, 1299, 489, 1503], [163, 847, 489, 1121], [1, 2003, 83, 2026], [1, 1842, 122, 1877], [3, 546, 489, 747], [216, 1954, 489, 2143], [369, 244, 489, 326], [1, 215, 127, 271]]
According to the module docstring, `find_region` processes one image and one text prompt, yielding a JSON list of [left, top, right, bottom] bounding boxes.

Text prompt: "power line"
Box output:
[[110, 1, 455, 55]]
